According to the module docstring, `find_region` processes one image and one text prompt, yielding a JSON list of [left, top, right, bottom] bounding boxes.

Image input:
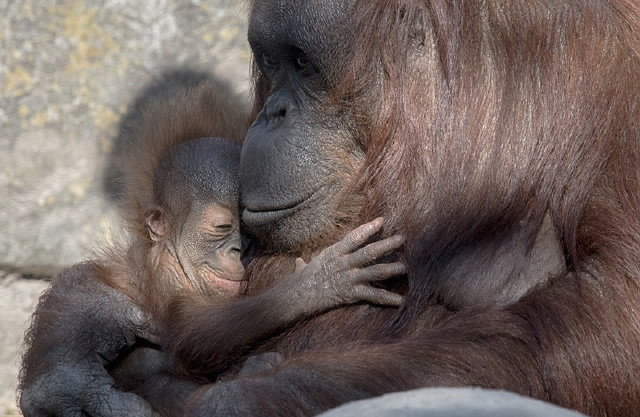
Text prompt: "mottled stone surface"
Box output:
[[0, 274, 48, 416], [0, 1, 250, 414], [0, 0, 251, 270]]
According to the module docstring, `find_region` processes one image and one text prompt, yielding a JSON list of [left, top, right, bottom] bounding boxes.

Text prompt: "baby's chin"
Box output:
[[210, 276, 243, 296], [202, 271, 245, 298]]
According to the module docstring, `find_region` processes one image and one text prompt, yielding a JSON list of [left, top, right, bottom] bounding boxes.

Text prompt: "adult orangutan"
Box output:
[[165, 1, 640, 416]]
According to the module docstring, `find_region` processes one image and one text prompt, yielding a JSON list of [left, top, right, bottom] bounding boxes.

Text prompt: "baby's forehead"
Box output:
[[196, 176, 240, 208], [187, 202, 239, 236], [199, 203, 238, 225]]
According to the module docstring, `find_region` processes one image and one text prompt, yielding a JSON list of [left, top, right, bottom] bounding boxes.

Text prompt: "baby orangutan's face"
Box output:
[[174, 203, 245, 298]]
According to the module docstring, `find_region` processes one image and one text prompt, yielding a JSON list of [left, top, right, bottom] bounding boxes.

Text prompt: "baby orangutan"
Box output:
[[19, 132, 405, 417]]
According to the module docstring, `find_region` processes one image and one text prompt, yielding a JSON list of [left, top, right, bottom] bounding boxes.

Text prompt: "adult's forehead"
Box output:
[[248, 0, 353, 53]]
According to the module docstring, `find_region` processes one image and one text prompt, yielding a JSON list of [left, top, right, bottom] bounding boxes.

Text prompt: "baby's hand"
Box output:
[[291, 217, 406, 312]]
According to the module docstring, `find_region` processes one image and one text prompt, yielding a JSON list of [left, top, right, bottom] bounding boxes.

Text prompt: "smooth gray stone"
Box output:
[[318, 387, 587, 417]]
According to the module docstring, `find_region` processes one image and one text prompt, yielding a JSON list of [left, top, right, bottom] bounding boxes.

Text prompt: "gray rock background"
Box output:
[[317, 388, 587, 417], [0, 1, 250, 414]]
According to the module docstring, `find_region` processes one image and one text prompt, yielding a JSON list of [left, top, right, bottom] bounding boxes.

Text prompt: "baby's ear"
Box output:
[[145, 206, 169, 242]]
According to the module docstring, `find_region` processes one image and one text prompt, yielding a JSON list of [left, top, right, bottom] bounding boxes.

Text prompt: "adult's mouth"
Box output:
[[242, 204, 300, 226], [242, 187, 322, 226]]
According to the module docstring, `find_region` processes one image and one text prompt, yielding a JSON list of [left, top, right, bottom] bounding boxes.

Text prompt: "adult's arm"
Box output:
[[180, 274, 630, 416], [18, 263, 161, 417]]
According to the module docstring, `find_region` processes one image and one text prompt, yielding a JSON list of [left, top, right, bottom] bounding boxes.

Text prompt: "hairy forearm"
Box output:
[[167, 284, 308, 376], [185, 274, 636, 417], [18, 263, 168, 417], [183, 311, 544, 417], [20, 263, 142, 387]]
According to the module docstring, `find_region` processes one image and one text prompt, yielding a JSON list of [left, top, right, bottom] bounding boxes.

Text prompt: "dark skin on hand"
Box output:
[[17, 83, 406, 417]]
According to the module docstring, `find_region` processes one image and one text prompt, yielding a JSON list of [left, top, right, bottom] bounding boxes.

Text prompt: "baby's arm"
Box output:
[[167, 218, 406, 376]]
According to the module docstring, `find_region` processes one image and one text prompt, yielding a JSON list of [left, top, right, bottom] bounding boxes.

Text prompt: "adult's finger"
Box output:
[[330, 217, 385, 254], [355, 262, 407, 283], [346, 235, 405, 268], [352, 286, 404, 307]]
